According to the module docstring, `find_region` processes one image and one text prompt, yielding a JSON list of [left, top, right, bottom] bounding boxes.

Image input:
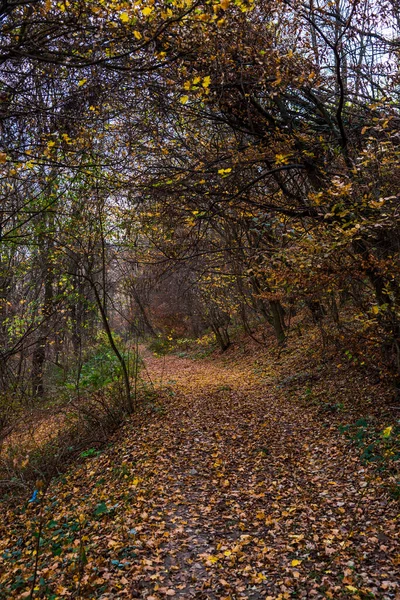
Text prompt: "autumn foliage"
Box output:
[[0, 0, 400, 596]]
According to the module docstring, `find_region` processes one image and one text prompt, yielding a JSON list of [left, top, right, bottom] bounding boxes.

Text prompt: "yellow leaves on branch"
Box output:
[[57, 1, 69, 13], [120, 4, 153, 24], [275, 153, 291, 165], [218, 167, 232, 176], [309, 191, 324, 206], [183, 75, 211, 94]]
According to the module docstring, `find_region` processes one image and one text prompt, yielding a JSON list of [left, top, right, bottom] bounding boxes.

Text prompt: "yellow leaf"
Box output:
[[78, 78, 87, 87], [291, 559, 302, 566], [134, 30, 142, 40], [371, 305, 379, 315], [183, 80, 191, 90], [209, 555, 219, 564], [56, 587, 69, 594], [220, 0, 230, 8], [346, 586, 358, 593], [120, 12, 129, 22], [275, 153, 290, 165], [383, 426, 393, 438], [142, 6, 153, 16], [180, 96, 189, 104], [202, 76, 211, 88]]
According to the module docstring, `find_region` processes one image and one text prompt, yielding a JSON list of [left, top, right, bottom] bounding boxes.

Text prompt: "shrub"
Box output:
[[147, 335, 174, 356], [66, 339, 132, 393]]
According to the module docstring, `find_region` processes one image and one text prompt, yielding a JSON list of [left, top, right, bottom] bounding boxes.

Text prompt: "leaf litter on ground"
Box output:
[[0, 333, 399, 599]]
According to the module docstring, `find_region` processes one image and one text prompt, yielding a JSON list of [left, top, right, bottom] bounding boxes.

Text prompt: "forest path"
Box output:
[[127, 349, 400, 599], [1, 349, 399, 600]]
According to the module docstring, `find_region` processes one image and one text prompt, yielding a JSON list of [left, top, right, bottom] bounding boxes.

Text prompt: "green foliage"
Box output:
[[147, 335, 174, 356], [67, 338, 132, 393], [80, 448, 102, 458], [389, 482, 400, 500], [93, 501, 109, 517], [79, 347, 124, 389], [339, 418, 400, 481]]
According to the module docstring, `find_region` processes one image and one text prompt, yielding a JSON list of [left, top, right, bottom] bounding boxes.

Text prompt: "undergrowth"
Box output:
[[339, 418, 400, 499], [0, 337, 140, 503], [0, 385, 128, 502]]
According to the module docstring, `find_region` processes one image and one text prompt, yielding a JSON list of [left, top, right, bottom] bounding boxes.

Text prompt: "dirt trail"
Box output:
[[1, 350, 399, 599], [127, 351, 400, 599]]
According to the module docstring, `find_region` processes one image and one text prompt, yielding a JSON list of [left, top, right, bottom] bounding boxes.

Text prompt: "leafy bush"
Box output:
[[66, 339, 131, 393], [147, 335, 174, 356], [0, 335, 140, 500]]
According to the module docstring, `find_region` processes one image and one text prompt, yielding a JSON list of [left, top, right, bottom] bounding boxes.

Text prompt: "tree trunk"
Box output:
[[269, 300, 286, 344], [31, 258, 53, 398]]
